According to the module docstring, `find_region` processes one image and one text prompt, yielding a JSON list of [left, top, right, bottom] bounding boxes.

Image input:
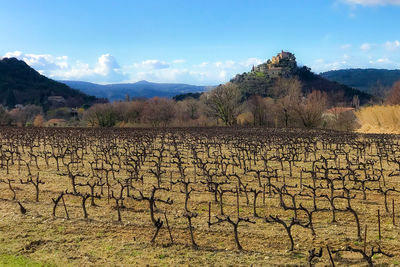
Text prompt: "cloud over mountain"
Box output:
[[2, 51, 267, 85], [3, 51, 69, 72], [4, 46, 398, 85], [2, 52, 128, 83]]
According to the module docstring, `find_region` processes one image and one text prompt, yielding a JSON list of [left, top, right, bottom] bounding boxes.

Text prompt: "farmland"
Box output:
[[0, 127, 399, 266]]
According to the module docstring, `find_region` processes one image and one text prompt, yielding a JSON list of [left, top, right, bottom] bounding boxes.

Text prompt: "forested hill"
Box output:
[[320, 68, 400, 93], [0, 57, 99, 109], [230, 51, 372, 104]]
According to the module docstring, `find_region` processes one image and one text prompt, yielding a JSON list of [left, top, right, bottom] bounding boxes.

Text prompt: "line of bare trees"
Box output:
[[79, 77, 358, 129]]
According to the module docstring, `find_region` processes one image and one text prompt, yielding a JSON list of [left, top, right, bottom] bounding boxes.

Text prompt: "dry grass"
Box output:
[[356, 105, 400, 134], [0, 128, 399, 266]]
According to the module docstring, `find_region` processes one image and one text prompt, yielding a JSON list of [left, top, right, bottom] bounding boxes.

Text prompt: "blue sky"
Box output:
[[1, 0, 400, 84]]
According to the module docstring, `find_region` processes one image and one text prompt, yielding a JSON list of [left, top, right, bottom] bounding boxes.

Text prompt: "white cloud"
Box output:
[[3, 51, 69, 71], [240, 57, 263, 67], [172, 59, 186, 64], [312, 48, 400, 73], [129, 57, 265, 84], [215, 61, 236, 69], [53, 54, 128, 82], [360, 43, 372, 51], [3, 51, 245, 84], [133, 68, 209, 84], [377, 58, 390, 63], [1, 51, 274, 84], [131, 68, 233, 85], [309, 40, 400, 72], [311, 56, 351, 72], [3, 51, 128, 83], [212, 58, 263, 69], [369, 57, 391, 64], [218, 70, 228, 80], [343, 0, 400, 5], [95, 54, 119, 75], [368, 57, 400, 69], [340, 44, 352, 50], [3, 51, 23, 58], [196, 62, 209, 68], [133, 59, 169, 69], [384, 40, 400, 50]]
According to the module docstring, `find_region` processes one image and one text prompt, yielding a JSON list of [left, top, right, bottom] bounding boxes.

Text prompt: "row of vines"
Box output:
[[1, 127, 400, 266]]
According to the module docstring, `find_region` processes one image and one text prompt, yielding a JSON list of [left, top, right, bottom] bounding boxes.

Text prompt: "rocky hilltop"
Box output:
[[231, 51, 372, 104]]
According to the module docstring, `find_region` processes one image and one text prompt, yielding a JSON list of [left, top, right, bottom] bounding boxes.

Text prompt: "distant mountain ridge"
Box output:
[[320, 68, 400, 93], [0, 57, 99, 109], [230, 51, 372, 104], [61, 80, 212, 101]]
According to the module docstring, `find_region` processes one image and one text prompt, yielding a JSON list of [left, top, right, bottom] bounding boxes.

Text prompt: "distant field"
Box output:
[[0, 127, 399, 266]]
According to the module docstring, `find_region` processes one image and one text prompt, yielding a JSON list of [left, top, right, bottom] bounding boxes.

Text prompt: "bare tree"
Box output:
[[203, 83, 241, 126], [272, 76, 302, 99], [183, 97, 200, 120], [296, 90, 327, 128], [274, 77, 302, 127], [143, 97, 175, 127], [385, 81, 400, 105], [9, 105, 42, 127], [246, 95, 269, 126], [113, 100, 145, 124], [82, 103, 118, 127]]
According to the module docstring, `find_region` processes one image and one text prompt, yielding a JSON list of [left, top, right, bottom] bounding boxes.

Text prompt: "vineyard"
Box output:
[[0, 127, 400, 266]]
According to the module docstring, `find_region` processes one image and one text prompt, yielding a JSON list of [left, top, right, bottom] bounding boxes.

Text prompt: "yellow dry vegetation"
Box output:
[[355, 105, 400, 134]]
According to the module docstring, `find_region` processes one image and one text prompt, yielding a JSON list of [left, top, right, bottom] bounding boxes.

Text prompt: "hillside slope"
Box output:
[[0, 57, 99, 109], [320, 68, 400, 93]]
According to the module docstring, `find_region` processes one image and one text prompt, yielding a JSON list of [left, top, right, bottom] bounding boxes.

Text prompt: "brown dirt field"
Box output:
[[0, 127, 399, 266]]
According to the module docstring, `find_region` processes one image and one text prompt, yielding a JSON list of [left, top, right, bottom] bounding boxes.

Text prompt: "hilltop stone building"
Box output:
[[252, 50, 297, 78], [271, 51, 293, 65]]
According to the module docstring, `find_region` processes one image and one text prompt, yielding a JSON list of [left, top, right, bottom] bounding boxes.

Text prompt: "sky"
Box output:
[[1, 0, 400, 85]]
